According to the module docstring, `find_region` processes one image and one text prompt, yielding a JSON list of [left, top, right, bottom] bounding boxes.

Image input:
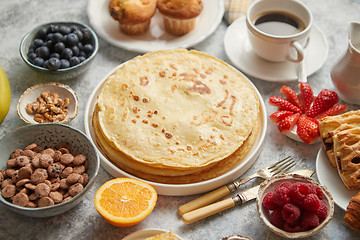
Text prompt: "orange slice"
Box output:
[[94, 178, 157, 227]]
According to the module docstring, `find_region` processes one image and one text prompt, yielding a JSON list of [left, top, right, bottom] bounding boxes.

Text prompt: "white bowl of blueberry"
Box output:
[[20, 22, 98, 80]]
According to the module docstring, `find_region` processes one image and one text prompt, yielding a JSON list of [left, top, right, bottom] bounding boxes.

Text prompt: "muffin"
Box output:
[[157, 0, 203, 36], [109, 0, 157, 35]]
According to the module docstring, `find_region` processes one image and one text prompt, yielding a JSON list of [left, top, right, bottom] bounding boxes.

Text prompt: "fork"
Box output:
[[178, 156, 296, 216]]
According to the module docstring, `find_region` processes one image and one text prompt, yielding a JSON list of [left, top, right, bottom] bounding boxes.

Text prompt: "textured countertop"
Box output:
[[1, 0, 360, 239]]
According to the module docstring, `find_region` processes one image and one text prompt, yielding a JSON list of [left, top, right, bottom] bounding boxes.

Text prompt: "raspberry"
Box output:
[[272, 187, 291, 207], [301, 211, 320, 230], [284, 222, 301, 232], [270, 209, 285, 229], [303, 193, 321, 212], [306, 183, 323, 199], [262, 192, 279, 210], [316, 201, 328, 220], [315, 187, 324, 200], [279, 181, 292, 189], [282, 203, 301, 225], [289, 182, 309, 201]]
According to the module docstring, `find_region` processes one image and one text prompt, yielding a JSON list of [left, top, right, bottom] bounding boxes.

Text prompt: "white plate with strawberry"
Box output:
[[269, 83, 347, 144]]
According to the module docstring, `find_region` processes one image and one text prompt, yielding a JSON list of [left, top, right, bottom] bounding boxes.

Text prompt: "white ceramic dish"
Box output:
[[122, 229, 182, 240], [17, 82, 79, 124], [84, 63, 267, 196], [316, 148, 358, 211], [87, 0, 224, 53], [224, 17, 329, 82]]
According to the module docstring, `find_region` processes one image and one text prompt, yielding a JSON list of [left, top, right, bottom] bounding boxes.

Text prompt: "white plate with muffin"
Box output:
[[87, 0, 224, 53]]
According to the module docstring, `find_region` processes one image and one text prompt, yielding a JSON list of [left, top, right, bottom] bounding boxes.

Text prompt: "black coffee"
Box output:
[[254, 11, 306, 36]]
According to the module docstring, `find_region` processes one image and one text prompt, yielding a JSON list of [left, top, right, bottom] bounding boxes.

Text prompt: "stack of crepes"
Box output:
[[319, 110, 360, 190], [92, 49, 261, 184]]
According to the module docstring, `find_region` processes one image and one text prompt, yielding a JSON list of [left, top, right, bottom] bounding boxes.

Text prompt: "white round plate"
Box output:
[[87, 0, 224, 53], [316, 148, 358, 211], [122, 229, 182, 240], [224, 17, 329, 82], [84, 62, 267, 196]]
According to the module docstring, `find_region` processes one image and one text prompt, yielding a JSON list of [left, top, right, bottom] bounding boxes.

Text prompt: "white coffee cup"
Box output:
[[246, 0, 313, 63]]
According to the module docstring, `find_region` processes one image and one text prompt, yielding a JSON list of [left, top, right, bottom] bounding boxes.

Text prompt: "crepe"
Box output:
[[93, 104, 260, 183], [319, 110, 360, 168], [333, 127, 360, 190], [95, 49, 260, 176]]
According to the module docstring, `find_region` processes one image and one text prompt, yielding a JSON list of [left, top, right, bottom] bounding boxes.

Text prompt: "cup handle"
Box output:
[[289, 41, 304, 63]]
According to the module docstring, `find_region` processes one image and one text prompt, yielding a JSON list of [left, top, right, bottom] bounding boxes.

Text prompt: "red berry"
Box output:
[[280, 85, 304, 112], [282, 203, 301, 225], [296, 115, 320, 144], [303, 193, 322, 212], [262, 192, 279, 210], [277, 113, 300, 134], [301, 211, 320, 230], [306, 89, 339, 118], [273, 187, 291, 207], [316, 201, 328, 220], [318, 104, 347, 119], [269, 110, 294, 124], [279, 181, 293, 189], [270, 209, 285, 229], [284, 222, 301, 232], [289, 182, 310, 201], [269, 96, 302, 113], [298, 82, 314, 112]]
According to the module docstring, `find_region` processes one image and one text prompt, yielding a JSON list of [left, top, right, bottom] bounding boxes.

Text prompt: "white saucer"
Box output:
[[316, 148, 358, 211], [224, 17, 329, 82], [87, 0, 224, 53], [122, 229, 182, 240]]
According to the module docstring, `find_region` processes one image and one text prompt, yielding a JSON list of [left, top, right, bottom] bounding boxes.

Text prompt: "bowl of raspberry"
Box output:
[[20, 22, 98, 81], [256, 174, 334, 238]]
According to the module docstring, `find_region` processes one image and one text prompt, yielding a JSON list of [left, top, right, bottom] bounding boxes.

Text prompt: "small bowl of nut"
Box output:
[[19, 21, 98, 81], [0, 123, 99, 217], [256, 174, 334, 239], [17, 82, 79, 124]]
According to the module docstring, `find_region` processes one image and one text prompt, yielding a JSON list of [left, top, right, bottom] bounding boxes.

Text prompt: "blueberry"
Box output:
[[49, 24, 59, 33], [79, 51, 86, 57], [28, 52, 37, 62], [71, 46, 79, 56], [73, 29, 83, 41], [47, 58, 61, 71], [61, 48, 73, 60], [44, 40, 53, 50], [70, 25, 79, 32], [32, 39, 44, 48], [59, 25, 71, 35], [54, 42, 65, 53], [35, 46, 50, 59], [77, 42, 84, 51], [33, 57, 44, 67], [81, 28, 92, 43], [79, 56, 86, 62], [66, 33, 78, 47], [36, 26, 49, 39], [69, 56, 80, 67], [60, 59, 70, 69], [51, 32, 63, 43], [83, 44, 93, 55], [28, 48, 35, 54], [46, 33, 53, 41], [50, 52, 60, 59], [43, 60, 49, 68]]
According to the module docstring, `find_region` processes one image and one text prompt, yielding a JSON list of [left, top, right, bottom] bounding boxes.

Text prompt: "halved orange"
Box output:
[[94, 178, 157, 227]]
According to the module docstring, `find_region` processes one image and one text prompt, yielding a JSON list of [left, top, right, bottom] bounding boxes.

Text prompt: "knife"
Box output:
[[181, 169, 315, 224]]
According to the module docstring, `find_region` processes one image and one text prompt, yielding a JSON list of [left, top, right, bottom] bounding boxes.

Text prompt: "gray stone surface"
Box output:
[[0, 0, 359, 239]]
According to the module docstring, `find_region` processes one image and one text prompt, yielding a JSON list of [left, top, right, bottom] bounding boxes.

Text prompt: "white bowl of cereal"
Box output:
[[17, 82, 79, 124], [0, 123, 99, 217]]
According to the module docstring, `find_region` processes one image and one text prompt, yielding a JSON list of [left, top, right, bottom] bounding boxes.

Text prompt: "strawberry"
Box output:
[[318, 104, 347, 120], [298, 82, 314, 112], [278, 113, 300, 134], [296, 115, 320, 144], [269, 96, 302, 113], [306, 89, 338, 118], [280, 85, 304, 112], [270, 110, 295, 123]]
